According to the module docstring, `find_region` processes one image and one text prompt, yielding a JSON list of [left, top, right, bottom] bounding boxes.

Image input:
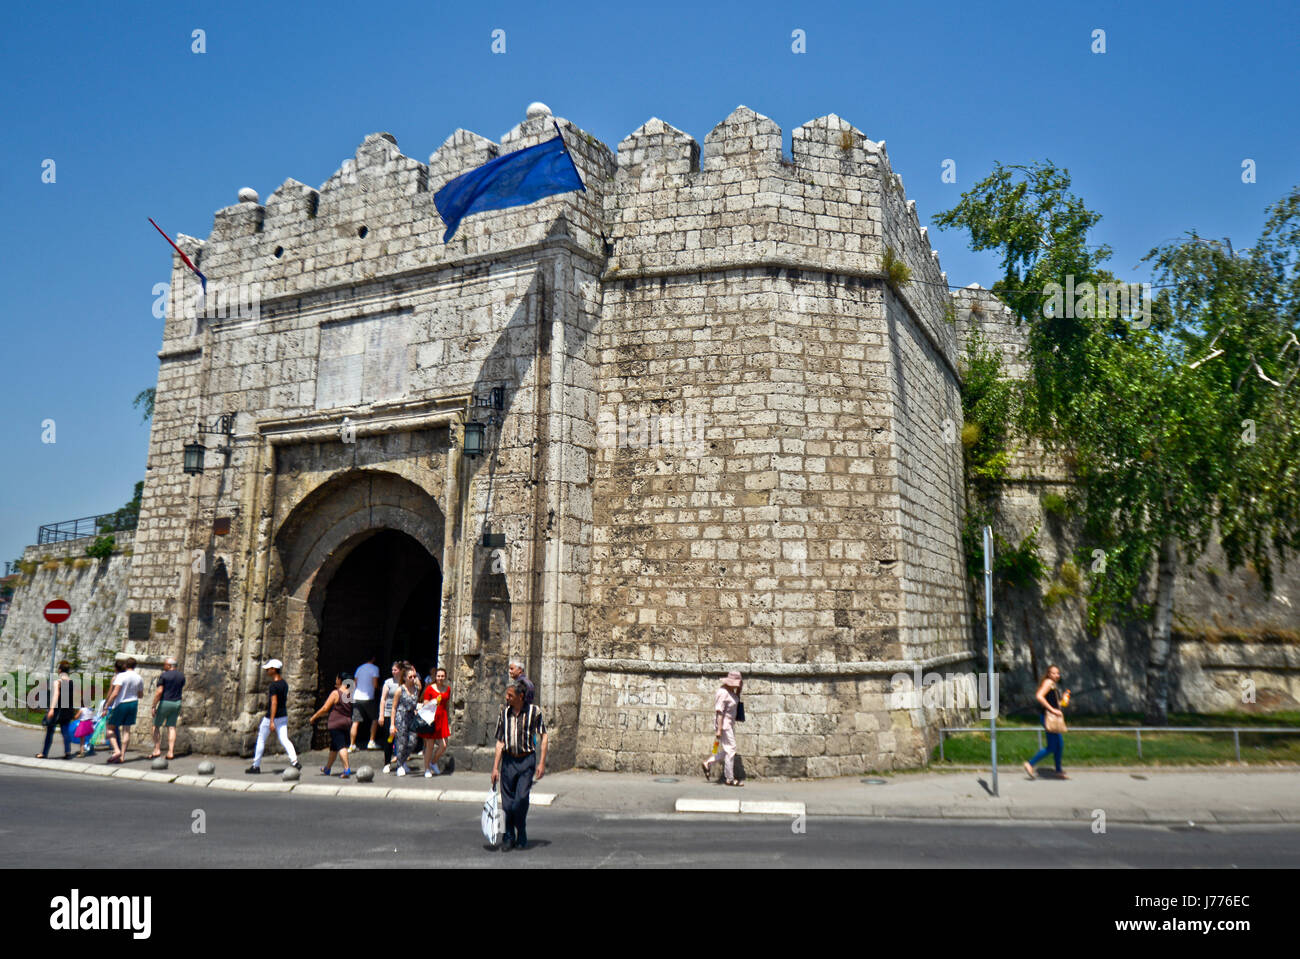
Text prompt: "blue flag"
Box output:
[[434, 126, 585, 242]]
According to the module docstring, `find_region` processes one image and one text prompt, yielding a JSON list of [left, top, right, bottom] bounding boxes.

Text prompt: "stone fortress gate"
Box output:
[[126, 104, 975, 776]]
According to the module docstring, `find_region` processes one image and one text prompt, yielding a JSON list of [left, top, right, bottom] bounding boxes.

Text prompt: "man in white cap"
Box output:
[[246, 659, 301, 774], [702, 670, 743, 786]]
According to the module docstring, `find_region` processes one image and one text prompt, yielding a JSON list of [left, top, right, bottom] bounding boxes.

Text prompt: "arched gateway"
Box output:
[[264, 469, 448, 750]]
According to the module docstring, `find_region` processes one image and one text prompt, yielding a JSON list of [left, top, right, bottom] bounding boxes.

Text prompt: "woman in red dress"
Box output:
[[420, 667, 451, 777]]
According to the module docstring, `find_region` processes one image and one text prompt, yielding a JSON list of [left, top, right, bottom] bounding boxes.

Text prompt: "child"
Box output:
[[73, 704, 97, 758]]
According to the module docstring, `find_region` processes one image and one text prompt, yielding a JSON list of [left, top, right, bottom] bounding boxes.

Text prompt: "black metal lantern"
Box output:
[[463, 421, 485, 457], [182, 412, 235, 474], [182, 441, 207, 475]]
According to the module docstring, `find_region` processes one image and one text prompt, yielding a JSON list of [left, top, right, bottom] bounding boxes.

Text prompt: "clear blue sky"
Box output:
[[2, 0, 1297, 568]]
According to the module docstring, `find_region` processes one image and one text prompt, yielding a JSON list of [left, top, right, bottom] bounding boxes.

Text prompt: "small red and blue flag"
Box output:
[[149, 217, 207, 293]]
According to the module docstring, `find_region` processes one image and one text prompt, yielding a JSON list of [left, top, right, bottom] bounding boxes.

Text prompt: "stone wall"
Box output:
[[1, 532, 136, 674], [123, 107, 613, 763], [578, 108, 976, 776]]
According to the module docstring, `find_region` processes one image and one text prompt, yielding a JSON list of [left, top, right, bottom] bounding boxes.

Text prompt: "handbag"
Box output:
[[735, 700, 746, 723], [1044, 711, 1067, 734]]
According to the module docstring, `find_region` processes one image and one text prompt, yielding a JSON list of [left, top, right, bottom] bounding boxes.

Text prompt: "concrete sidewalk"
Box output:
[[3, 717, 1299, 824]]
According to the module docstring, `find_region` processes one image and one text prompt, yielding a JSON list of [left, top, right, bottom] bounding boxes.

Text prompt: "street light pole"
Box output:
[[984, 525, 997, 797]]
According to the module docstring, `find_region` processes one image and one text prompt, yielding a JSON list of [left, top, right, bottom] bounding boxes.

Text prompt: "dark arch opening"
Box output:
[[313, 529, 442, 748]]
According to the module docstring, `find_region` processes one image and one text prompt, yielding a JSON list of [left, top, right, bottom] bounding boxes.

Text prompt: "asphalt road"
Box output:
[[3, 766, 1299, 868]]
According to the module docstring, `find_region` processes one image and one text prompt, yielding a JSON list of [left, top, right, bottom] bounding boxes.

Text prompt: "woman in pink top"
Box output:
[[702, 670, 743, 786]]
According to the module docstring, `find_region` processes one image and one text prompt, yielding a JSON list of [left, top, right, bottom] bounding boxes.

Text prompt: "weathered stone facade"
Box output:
[[84, 104, 975, 775], [4, 106, 1296, 773]]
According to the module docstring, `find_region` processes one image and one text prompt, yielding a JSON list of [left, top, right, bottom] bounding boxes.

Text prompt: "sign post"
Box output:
[[982, 527, 997, 797], [43, 599, 72, 706]]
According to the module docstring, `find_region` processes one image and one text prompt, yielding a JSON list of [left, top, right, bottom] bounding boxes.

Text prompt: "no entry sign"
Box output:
[[43, 599, 71, 623]]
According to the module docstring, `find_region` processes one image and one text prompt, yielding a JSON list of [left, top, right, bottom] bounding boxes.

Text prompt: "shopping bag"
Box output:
[[481, 785, 503, 845], [413, 704, 439, 736], [91, 699, 108, 747]]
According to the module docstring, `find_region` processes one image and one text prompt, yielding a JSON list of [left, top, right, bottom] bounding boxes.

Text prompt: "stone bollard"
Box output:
[[151, 757, 169, 770], [282, 766, 301, 782], [197, 761, 216, 776], [355, 765, 375, 783]]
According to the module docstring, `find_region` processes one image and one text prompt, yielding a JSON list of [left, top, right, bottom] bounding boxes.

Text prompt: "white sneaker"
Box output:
[[396, 765, 407, 777], [423, 770, 432, 778], [366, 741, 378, 750], [382, 763, 392, 774]]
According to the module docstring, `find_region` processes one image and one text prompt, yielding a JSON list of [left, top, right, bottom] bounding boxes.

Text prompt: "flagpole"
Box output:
[[552, 120, 586, 193]]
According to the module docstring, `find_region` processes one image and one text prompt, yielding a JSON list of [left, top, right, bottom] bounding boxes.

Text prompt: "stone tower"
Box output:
[[122, 105, 975, 775]]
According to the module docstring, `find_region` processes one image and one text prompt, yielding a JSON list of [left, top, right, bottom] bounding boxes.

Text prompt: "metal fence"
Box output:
[[939, 725, 1300, 763], [37, 512, 137, 545]]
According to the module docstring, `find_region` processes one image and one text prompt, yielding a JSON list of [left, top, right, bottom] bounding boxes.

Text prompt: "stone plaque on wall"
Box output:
[[316, 311, 410, 409], [127, 612, 151, 641]]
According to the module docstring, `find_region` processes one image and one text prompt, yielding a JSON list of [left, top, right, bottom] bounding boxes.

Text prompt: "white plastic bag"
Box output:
[[481, 785, 503, 845]]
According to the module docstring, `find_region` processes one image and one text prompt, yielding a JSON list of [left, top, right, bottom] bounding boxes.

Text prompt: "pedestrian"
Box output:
[[702, 670, 743, 786], [377, 661, 401, 766], [490, 679, 547, 851], [104, 657, 145, 764], [37, 661, 77, 760], [308, 671, 354, 778], [508, 659, 534, 707], [1024, 664, 1070, 780], [384, 664, 421, 777], [246, 659, 302, 774], [419, 667, 451, 777], [72, 702, 96, 758], [351, 652, 380, 752], [149, 656, 185, 760]]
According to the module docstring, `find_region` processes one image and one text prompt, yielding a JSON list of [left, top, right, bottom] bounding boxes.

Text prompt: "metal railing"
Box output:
[[37, 512, 137, 545], [939, 725, 1300, 763]]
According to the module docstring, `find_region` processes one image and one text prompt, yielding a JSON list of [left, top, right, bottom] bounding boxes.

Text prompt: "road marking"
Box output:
[[675, 798, 741, 814]]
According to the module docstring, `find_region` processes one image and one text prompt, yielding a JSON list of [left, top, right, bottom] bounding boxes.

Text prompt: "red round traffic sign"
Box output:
[[44, 599, 71, 623]]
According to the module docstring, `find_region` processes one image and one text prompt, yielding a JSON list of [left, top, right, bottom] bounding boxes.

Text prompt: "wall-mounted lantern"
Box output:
[[182, 413, 236, 475], [472, 386, 507, 426], [463, 421, 485, 457]]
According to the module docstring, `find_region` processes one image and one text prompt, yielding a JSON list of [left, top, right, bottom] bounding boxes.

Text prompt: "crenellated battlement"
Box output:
[[161, 110, 615, 340], [166, 106, 958, 361], [606, 105, 956, 367]]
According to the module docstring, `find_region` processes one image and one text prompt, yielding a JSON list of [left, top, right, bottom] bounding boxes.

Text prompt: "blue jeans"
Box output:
[[42, 720, 74, 757], [1027, 716, 1063, 772]]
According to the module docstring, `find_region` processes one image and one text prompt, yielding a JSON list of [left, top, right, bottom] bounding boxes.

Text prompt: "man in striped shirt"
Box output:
[[491, 680, 548, 851]]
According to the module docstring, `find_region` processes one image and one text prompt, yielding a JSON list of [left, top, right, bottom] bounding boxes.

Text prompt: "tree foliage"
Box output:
[[937, 163, 1300, 722]]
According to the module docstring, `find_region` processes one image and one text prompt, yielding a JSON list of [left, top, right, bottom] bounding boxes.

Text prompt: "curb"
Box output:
[[3, 753, 1296, 824], [0, 713, 44, 731], [0, 753, 556, 806]]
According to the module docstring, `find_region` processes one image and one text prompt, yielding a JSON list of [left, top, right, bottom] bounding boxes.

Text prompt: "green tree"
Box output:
[[97, 481, 143, 534], [937, 165, 1300, 723], [133, 387, 155, 424]]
